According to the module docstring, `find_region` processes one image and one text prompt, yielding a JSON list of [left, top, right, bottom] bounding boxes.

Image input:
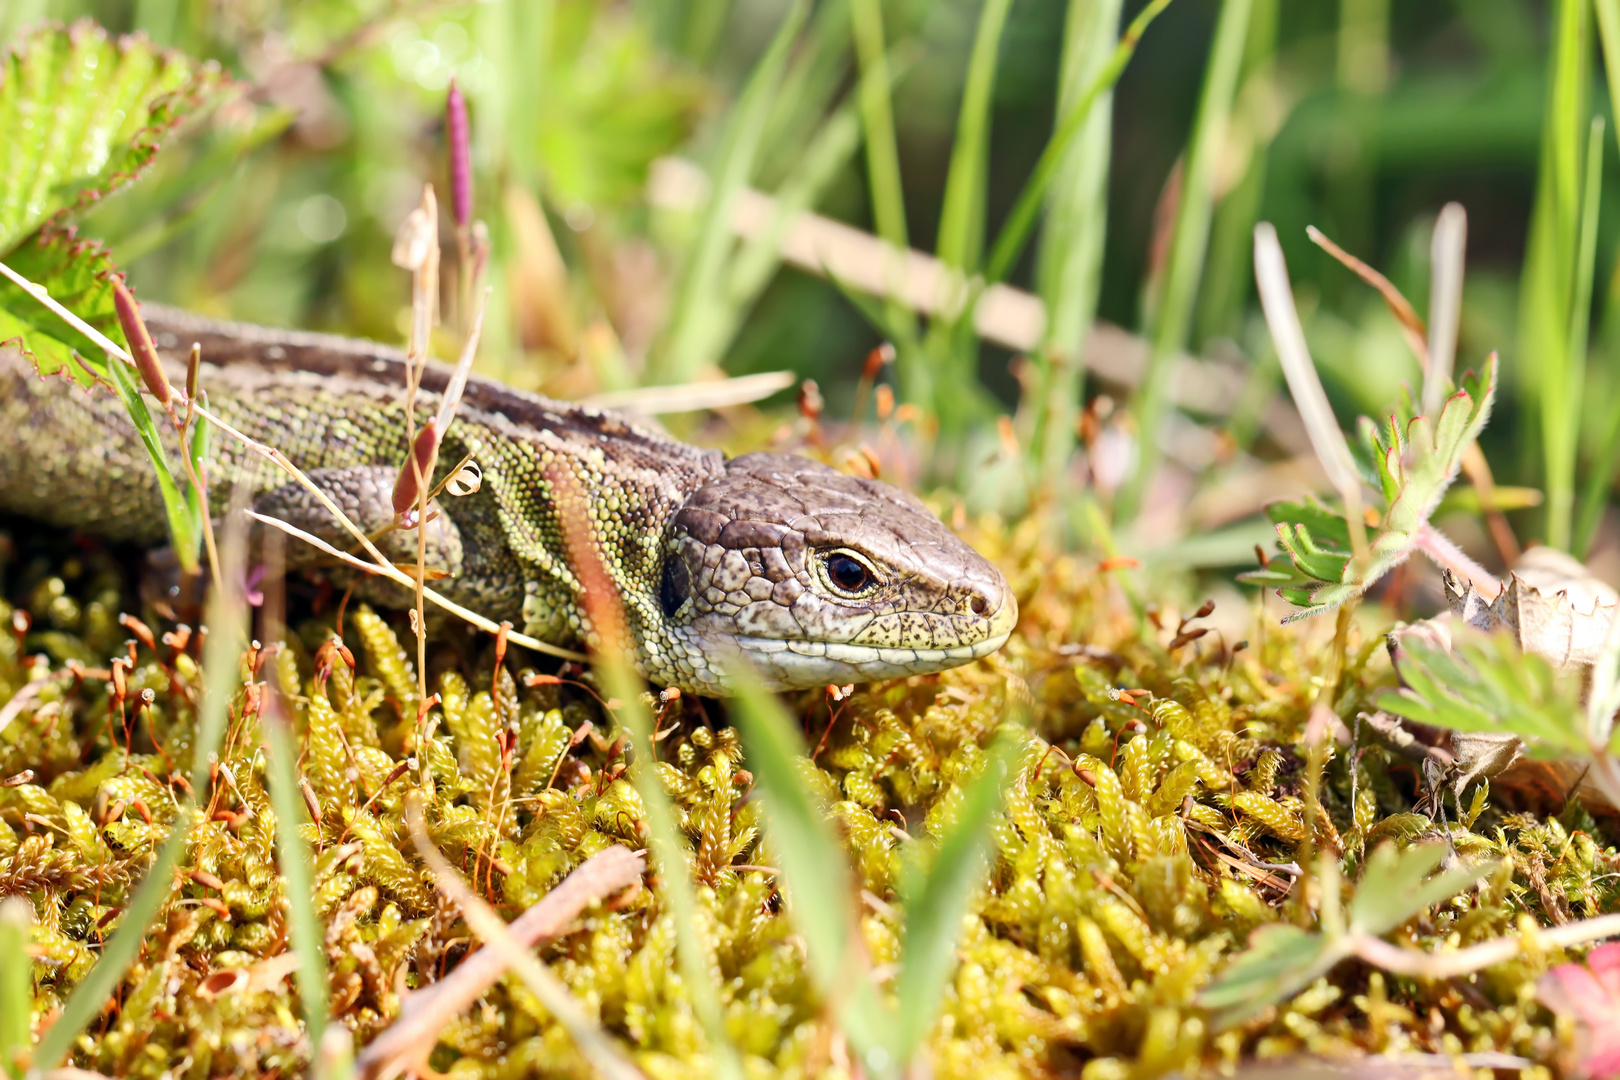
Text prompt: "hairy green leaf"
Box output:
[[0, 225, 124, 387], [1348, 843, 1495, 938], [1199, 923, 1339, 1029], [0, 20, 228, 254], [1379, 626, 1588, 757]]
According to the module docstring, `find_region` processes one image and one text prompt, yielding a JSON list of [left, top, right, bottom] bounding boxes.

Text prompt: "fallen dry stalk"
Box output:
[[1350, 912, 1620, 979], [356, 832, 646, 1080]]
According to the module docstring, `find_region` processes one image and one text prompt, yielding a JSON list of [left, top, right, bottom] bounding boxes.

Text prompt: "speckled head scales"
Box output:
[[663, 452, 1016, 688]]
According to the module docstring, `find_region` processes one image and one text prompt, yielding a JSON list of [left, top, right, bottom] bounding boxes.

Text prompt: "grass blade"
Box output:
[[983, 0, 1176, 287], [106, 352, 198, 574], [605, 666, 746, 1080], [1424, 203, 1468, 419], [547, 473, 745, 1080], [1252, 222, 1368, 560], [1526, 0, 1590, 551], [33, 813, 192, 1069], [935, 0, 1013, 276], [893, 732, 1019, 1062], [1572, 118, 1608, 557], [728, 678, 896, 1078], [850, 0, 922, 402], [851, 0, 908, 251], [927, 0, 1013, 434], [1028, 0, 1124, 488], [1582, 0, 1620, 548], [0, 899, 29, 1079], [657, 0, 810, 383], [1118, 0, 1253, 521], [1195, 0, 1279, 345], [265, 696, 332, 1063]]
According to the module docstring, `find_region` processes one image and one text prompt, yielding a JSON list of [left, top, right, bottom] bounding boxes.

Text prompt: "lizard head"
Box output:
[[657, 452, 1016, 691]]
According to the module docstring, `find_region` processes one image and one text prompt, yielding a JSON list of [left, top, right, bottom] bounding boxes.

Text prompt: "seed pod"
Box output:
[[446, 77, 473, 230], [392, 420, 440, 516], [112, 279, 171, 404], [863, 342, 895, 379], [186, 343, 201, 402]]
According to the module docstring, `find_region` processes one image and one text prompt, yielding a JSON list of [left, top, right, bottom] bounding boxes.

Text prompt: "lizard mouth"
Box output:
[[721, 591, 1018, 691], [730, 628, 1013, 690]]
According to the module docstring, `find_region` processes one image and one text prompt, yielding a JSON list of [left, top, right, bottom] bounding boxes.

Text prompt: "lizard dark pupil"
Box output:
[[827, 554, 871, 593]]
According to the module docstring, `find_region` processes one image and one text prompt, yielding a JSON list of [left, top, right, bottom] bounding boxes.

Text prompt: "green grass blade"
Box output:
[[265, 700, 331, 1063], [1528, 0, 1591, 551], [0, 899, 29, 1079], [657, 0, 810, 383], [893, 732, 1019, 1062], [603, 659, 747, 1080], [852, 0, 909, 250], [983, 0, 1176, 287], [728, 677, 897, 1078], [107, 347, 198, 574], [33, 810, 192, 1070], [1117, 0, 1254, 522], [935, 0, 1013, 275], [1571, 117, 1606, 557], [1580, 0, 1620, 553], [850, 0, 922, 398], [1193, 0, 1279, 344], [183, 396, 211, 560], [1028, 0, 1125, 488]]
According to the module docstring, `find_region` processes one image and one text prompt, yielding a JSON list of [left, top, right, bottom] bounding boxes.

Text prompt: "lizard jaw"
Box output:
[[724, 626, 1014, 691]]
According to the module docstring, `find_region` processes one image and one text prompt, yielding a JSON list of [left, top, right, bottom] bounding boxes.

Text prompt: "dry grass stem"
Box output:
[[1305, 225, 1429, 366], [1253, 223, 1369, 562], [1425, 203, 1468, 417], [386, 797, 648, 1080]]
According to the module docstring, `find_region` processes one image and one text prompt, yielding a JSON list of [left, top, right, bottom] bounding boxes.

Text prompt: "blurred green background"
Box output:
[[1, 0, 1612, 565]]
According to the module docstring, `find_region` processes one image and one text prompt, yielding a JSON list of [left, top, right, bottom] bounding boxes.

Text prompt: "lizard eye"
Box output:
[[819, 549, 879, 598]]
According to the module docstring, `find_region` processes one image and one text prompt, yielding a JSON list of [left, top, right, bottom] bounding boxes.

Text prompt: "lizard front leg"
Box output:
[[250, 465, 464, 596]]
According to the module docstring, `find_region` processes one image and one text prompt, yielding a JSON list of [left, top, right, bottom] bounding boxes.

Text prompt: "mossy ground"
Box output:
[[0, 516, 1610, 1079]]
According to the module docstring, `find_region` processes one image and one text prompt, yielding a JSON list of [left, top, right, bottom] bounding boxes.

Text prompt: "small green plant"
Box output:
[[1200, 843, 1495, 1028], [1241, 215, 1500, 623]]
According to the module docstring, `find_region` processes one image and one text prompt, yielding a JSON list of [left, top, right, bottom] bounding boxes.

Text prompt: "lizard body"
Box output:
[[0, 307, 1016, 694]]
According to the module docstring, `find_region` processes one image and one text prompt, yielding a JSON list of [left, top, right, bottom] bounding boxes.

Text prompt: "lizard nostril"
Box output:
[[970, 593, 990, 617]]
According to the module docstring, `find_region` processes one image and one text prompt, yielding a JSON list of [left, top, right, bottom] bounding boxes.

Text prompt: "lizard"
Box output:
[[0, 305, 1017, 696]]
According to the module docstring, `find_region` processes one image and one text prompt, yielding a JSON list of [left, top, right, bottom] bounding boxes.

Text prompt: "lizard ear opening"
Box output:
[[659, 551, 691, 618]]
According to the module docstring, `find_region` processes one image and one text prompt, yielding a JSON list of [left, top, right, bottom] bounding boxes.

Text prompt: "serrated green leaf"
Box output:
[[0, 223, 124, 387], [1379, 625, 1589, 756], [1264, 495, 1352, 547], [1348, 843, 1493, 937], [1382, 357, 1497, 539], [1199, 923, 1340, 1029], [0, 20, 228, 254], [1274, 521, 1351, 584]]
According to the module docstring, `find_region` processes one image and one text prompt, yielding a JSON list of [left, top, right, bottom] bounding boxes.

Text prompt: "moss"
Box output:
[[0, 523, 1612, 1077]]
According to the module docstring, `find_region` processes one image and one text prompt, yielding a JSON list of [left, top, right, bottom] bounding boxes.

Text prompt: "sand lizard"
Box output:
[[0, 306, 1016, 695]]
